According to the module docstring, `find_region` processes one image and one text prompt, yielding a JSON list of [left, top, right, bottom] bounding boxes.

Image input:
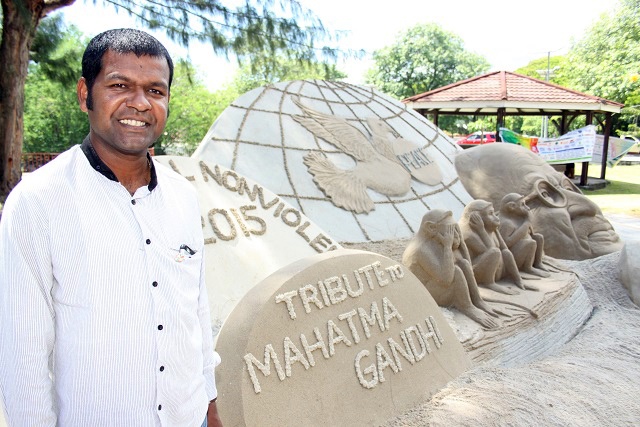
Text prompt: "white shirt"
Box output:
[[0, 143, 218, 426]]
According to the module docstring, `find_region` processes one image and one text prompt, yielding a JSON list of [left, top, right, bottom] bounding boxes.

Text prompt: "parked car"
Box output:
[[457, 131, 496, 147]]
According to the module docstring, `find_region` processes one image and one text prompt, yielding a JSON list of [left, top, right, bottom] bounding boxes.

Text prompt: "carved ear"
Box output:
[[426, 221, 437, 234]]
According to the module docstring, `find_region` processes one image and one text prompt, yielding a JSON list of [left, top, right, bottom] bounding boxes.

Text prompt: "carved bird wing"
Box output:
[[293, 99, 376, 162], [366, 118, 401, 163], [303, 152, 374, 214]]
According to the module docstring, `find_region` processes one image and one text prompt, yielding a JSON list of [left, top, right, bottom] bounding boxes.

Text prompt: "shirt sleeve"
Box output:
[[0, 187, 57, 426], [197, 245, 220, 401]]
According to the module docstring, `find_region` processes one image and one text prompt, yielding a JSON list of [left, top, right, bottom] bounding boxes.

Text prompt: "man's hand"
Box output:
[[207, 400, 223, 427]]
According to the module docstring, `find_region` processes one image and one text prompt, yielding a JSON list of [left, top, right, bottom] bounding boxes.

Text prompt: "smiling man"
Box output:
[[0, 29, 223, 426]]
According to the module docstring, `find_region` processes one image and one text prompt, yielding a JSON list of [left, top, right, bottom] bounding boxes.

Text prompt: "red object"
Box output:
[[457, 131, 496, 146]]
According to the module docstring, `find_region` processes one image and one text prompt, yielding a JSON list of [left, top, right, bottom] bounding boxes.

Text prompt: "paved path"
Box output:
[[607, 213, 640, 242]]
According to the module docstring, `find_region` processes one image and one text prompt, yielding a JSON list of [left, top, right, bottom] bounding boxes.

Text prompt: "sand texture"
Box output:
[[345, 239, 639, 426]]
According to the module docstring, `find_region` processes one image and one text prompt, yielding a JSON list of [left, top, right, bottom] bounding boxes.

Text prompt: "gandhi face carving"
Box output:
[[455, 143, 623, 260]]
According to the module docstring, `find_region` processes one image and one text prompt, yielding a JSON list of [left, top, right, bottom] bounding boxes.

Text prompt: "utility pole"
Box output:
[[536, 52, 560, 138], [542, 52, 551, 138]]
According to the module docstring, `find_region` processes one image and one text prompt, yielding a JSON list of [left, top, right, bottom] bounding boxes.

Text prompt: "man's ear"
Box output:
[[77, 77, 89, 112]]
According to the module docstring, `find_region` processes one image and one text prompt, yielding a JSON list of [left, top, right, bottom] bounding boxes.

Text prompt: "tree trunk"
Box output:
[[0, 0, 44, 197], [0, 0, 75, 197]]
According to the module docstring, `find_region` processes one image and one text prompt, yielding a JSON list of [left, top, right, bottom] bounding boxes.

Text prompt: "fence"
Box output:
[[21, 153, 59, 172]]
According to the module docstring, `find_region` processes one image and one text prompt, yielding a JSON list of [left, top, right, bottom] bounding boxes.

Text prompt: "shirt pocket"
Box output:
[[167, 244, 203, 295]]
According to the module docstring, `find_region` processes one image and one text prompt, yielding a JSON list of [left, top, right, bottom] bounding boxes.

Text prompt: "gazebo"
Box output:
[[403, 71, 624, 186]]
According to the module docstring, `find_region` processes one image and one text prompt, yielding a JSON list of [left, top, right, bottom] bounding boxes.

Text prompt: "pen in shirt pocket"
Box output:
[[172, 244, 197, 262]]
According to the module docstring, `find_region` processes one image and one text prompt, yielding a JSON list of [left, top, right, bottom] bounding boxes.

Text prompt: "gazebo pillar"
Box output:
[[600, 112, 612, 180], [496, 108, 505, 142]]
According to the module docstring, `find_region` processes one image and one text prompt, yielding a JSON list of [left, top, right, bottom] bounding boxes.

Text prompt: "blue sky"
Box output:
[[59, 0, 619, 90]]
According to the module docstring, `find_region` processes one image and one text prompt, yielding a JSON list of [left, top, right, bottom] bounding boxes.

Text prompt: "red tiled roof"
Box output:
[[403, 71, 623, 109]]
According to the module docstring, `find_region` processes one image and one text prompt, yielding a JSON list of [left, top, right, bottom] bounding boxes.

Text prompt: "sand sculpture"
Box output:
[[153, 156, 341, 337], [402, 210, 503, 329], [458, 200, 534, 295], [293, 99, 442, 213], [619, 241, 640, 306], [214, 249, 471, 426], [193, 80, 472, 243], [455, 142, 623, 260], [498, 193, 549, 278]]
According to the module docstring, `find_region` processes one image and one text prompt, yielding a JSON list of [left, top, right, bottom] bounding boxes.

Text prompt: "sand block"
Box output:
[[443, 258, 594, 366], [215, 249, 471, 426], [154, 156, 341, 337], [619, 240, 640, 306]]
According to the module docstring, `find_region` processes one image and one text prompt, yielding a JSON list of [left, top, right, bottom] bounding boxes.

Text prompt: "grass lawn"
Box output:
[[578, 160, 640, 218]]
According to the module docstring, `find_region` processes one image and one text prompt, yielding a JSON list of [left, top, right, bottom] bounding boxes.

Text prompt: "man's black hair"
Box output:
[[82, 28, 174, 110]]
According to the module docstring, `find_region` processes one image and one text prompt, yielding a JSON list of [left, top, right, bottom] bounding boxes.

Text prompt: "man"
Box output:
[[455, 143, 623, 260], [0, 29, 223, 426]]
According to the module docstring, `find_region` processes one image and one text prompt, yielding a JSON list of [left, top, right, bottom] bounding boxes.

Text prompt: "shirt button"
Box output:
[[131, 199, 136, 205], [152, 281, 158, 287], [146, 239, 151, 245], [159, 366, 165, 372], [158, 405, 162, 411], [158, 325, 163, 330]]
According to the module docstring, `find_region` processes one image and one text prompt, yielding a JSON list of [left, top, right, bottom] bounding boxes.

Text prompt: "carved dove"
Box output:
[[293, 99, 411, 214]]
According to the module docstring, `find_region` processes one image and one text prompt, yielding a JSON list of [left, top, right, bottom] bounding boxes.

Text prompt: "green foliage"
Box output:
[[566, 0, 640, 104], [102, 0, 337, 64], [232, 52, 347, 94], [30, 15, 87, 86], [465, 117, 496, 134], [619, 100, 640, 138], [23, 69, 90, 153], [23, 21, 89, 153], [515, 55, 571, 87], [156, 60, 234, 155], [366, 23, 490, 99]]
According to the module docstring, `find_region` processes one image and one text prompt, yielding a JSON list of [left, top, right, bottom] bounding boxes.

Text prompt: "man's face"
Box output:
[[77, 50, 170, 157]]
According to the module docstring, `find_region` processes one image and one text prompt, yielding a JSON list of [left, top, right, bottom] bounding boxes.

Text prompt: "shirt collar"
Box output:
[[80, 136, 158, 191]]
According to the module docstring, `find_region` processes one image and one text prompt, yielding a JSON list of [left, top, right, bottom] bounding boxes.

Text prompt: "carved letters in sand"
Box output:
[[154, 156, 341, 337], [214, 249, 470, 426]]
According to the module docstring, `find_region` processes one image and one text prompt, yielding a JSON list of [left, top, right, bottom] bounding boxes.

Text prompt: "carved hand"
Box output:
[[469, 212, 484, 230]]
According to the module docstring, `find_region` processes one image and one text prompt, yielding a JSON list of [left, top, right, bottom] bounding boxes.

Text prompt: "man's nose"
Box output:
[[127, 88, 152, 111], [564, 189, 599, 218]]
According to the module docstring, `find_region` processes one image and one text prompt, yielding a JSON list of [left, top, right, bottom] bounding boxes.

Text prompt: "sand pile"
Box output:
[[360, 248, 640, 426]]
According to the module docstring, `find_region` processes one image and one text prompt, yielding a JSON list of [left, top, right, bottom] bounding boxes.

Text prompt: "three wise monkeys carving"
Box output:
[[403, 193, 549, 329]]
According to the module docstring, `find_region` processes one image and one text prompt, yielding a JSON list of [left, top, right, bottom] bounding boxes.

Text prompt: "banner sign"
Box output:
[[591, 135, 637, 167], [499, 128, 539, 152], [499, 125, 597, 164]]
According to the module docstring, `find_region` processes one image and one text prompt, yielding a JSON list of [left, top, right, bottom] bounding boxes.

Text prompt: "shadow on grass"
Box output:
[[582, 180, 640, 196]]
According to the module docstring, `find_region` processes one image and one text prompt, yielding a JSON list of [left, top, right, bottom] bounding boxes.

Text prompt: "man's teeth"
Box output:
[[120, 119, 146, 127]]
